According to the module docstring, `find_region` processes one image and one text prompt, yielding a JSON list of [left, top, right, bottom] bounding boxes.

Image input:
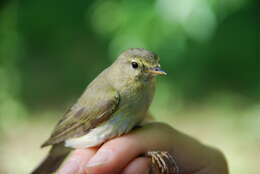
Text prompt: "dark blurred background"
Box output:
[[0, 0, 259, 173]]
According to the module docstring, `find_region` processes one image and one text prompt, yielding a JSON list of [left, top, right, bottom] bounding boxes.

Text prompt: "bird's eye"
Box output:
[[131, 62, 139, 69]]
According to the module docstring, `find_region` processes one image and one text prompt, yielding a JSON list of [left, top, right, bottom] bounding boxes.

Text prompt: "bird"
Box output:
[[31, 48, 178, 174]]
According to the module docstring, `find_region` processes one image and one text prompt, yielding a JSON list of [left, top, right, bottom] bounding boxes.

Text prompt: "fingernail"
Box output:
[[86, 149, 112, 167]]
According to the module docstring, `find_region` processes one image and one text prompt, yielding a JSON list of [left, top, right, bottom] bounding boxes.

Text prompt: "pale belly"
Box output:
[[65, 112, 140, 149]]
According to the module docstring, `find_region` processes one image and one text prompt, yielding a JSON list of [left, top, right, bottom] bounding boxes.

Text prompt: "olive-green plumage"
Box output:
[[32, 48, 166, 174]]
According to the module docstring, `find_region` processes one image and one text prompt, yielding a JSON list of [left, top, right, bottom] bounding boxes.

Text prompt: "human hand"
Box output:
[[57, 122, 228, 174]]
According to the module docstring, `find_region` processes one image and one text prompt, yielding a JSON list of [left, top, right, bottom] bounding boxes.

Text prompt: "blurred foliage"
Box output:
[[0, 0, 255, 110], [0, 1, 28, 131], [0, 0, 259, 173]]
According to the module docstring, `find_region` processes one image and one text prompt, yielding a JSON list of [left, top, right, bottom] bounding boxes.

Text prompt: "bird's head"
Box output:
[[113, 48, 166, 83]]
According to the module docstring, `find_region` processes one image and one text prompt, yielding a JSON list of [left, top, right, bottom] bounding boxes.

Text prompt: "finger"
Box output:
[[57, 147, 97, 174], [84, 136, 142, 174], [121, 157, 150, 174], [85, 122, 212, 174], [84, 123, 173, 174], [127, 122, 213, 174]]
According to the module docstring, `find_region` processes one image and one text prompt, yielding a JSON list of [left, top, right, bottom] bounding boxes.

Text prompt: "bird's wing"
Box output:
[[41, 88, 120, 147]]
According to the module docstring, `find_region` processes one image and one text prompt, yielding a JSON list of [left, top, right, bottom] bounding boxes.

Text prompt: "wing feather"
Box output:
[[41, 88, 120, 147]]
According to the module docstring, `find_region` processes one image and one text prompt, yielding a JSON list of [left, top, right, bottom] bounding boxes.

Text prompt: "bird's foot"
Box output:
[[145, 151, 179, 174]]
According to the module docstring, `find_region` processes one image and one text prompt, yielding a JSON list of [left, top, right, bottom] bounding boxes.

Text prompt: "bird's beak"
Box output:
[[148, 67, 167, 75]]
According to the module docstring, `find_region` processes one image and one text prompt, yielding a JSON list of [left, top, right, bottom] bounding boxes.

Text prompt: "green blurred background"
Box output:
[[0, 0, 259, 173]]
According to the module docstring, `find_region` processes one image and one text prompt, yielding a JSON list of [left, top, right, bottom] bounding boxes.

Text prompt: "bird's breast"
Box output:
[[119, 80, 155, 115]]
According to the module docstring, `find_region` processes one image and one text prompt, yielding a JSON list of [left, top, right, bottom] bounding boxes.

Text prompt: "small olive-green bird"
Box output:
[[32, 48, 178, 174]]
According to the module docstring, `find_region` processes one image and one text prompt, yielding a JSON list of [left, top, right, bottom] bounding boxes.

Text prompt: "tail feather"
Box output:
[[31, 144, 72, 174]]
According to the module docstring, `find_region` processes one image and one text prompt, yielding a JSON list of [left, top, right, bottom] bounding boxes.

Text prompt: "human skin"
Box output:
[[57, 122, 228, 174]]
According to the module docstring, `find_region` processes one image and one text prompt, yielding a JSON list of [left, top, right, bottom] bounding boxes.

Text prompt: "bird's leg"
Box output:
[[145, 151, 179, 174]]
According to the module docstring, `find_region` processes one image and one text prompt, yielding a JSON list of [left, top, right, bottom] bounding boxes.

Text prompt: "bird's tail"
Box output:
[[31, 143, 72, 174]]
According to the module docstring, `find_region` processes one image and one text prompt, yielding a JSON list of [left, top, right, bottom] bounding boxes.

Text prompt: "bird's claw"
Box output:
[[145, 151, 179, 174]]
